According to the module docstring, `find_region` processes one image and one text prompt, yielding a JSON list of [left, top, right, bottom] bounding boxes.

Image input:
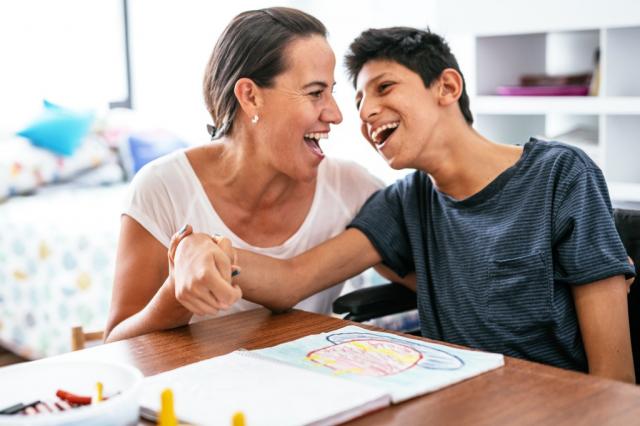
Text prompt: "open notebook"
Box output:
[[139, 326, 505, 425]]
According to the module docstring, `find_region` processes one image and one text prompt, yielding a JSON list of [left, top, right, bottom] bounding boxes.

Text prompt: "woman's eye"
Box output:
[[309, 90, 323, 98]]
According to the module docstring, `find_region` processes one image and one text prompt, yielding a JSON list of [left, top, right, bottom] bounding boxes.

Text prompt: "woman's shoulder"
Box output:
[[317, 157, 385, 214], [135, 148, 188, 176], [320, 157, 384, 188], [128, 149, 190, 193]]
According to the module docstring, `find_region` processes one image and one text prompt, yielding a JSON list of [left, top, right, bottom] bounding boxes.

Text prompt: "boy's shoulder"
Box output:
[[527, 138, 598, 172]]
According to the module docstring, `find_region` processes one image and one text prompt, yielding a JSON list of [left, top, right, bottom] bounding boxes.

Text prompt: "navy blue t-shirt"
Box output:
[[349, 138, 635, 371]]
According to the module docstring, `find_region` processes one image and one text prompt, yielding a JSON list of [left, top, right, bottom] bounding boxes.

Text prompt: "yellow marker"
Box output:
[[232, 411, 246, 426], [158, 388, 178, 426], [95, 381, 103, 402]]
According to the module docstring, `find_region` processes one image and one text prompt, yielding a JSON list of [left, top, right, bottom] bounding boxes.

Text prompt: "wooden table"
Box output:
[[55, 308, 640, 425]]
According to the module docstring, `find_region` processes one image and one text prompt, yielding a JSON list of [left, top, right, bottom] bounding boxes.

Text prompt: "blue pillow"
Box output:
[[17, 100, 94, 156], [124, 131, 187, 177]]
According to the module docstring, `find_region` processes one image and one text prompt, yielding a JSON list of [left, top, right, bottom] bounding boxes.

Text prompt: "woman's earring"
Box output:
[[251, 114, 259, 124]]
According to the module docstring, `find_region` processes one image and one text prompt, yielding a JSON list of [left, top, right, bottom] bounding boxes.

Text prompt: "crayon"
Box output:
[[95, 381, 104, 402], [232, 411, 246, 426], [0, 400, 41, 415], [158, 388, 177, 426]]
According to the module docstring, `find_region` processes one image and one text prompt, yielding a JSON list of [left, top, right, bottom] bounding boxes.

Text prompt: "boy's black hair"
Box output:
[[345, 27, 473, 125]]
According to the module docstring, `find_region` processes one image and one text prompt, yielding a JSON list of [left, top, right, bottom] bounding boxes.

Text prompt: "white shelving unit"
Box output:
[[469, 25, 640, 202]]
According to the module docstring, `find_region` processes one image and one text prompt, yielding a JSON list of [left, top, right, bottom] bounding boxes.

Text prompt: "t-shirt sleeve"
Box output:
[[122, 162, 175, 248], [553, 167, 635, 285], [348, 183, 414, 277]]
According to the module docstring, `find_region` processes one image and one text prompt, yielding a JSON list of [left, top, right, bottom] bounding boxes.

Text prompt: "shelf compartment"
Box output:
[[476, 30, 599, 96], [475, 113, 601, 166], [474, 114, 545, 145], [605, 26, 640, 96], [608, 182, 640, 203], [604, 115, 640, 185]]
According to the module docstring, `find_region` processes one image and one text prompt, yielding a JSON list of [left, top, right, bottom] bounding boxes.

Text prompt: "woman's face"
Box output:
[[256, 35, 342, 182]]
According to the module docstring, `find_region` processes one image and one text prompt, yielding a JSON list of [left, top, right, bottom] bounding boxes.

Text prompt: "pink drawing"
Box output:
[[307, 339, 422, 376]]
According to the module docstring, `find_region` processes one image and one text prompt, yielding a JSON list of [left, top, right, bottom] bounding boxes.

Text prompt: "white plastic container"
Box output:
[[0, 360, 143, 425]]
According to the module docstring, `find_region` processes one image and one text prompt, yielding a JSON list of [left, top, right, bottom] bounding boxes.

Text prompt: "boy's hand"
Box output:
[[168, 225, 242, 316]]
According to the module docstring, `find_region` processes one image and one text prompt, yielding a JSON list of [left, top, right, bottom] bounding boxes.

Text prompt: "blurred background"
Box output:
[[1, 0, 639, 361]]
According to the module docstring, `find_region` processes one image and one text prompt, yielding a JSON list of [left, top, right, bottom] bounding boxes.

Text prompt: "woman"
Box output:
[[103, 7, 383, 342]]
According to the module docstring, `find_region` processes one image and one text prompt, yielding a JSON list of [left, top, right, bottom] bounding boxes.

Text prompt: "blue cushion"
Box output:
[[16, 100, 94, 156], [125, 131, 187, 176]]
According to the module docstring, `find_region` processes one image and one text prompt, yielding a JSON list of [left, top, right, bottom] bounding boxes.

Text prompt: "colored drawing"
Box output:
[[306, 332, 463, 376], [253, 326, 505, 404]]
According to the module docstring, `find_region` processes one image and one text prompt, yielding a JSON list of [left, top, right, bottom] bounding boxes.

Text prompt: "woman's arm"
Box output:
[[171, 228, 384, 312], [103, 217, 193, 342], [571, 275, 635, 383]]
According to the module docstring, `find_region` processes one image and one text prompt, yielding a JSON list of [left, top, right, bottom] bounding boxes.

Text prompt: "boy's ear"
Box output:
[[437, 68, 463, 106], [234, 78, 263, 118]]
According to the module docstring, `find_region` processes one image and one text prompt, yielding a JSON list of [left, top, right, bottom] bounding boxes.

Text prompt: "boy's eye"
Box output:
[[378, 82, 393, 93]]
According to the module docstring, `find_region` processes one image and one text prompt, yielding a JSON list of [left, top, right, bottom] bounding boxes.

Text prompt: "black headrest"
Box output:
[[614, 208, 640, 276]]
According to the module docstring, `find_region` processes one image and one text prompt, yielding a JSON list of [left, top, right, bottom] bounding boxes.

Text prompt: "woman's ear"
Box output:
[[437, 68, 463, 107], [234, 78, 262, 118]]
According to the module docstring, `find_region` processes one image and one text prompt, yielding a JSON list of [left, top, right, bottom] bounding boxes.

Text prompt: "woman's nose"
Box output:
[[323, 95, 343, 124]]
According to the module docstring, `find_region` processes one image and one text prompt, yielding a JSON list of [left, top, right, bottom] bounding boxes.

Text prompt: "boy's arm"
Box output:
[[571, 275, 635, 383], [374, 264, 417, 291], [238, 228, 383, 310], [172, 228, 383, 312]]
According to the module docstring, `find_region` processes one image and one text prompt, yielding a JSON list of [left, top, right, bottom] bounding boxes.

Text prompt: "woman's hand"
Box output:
[[168, 225, 242, 316]]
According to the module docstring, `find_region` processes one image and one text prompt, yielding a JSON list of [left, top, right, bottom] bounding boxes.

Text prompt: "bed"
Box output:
[[0, 106, 189, 359], [0, 184, 125, 359]]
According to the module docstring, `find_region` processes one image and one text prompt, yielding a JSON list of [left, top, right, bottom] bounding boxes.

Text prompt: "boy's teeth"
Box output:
[[371, 122, 399, 142]]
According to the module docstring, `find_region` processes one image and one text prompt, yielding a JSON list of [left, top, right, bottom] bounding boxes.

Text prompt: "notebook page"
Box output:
[[139, 351, 390, 426]]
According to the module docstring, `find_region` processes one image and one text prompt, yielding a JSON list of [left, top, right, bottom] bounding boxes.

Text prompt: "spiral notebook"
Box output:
[[139, 326, 504, 425]]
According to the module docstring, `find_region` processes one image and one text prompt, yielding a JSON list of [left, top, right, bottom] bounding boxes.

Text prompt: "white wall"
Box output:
[[436, 0, 640, 35], [0, 0, 126, 135]]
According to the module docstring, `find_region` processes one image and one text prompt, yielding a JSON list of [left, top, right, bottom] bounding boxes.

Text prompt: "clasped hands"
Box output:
[[167, 225, 242, 316]]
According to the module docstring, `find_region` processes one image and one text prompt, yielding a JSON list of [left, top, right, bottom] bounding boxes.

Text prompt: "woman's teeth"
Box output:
[[303, 132, 327, 157], [304, 132, 329, 140]]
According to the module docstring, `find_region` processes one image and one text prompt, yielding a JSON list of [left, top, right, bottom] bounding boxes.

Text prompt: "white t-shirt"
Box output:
[[123, 150, 384, 319]]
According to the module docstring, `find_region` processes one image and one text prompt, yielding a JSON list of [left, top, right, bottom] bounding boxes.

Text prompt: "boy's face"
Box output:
[[355, 59, 441, 170]]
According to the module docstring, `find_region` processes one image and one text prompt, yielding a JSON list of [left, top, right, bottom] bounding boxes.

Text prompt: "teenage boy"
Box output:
[[171, 27, 635, 382]]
